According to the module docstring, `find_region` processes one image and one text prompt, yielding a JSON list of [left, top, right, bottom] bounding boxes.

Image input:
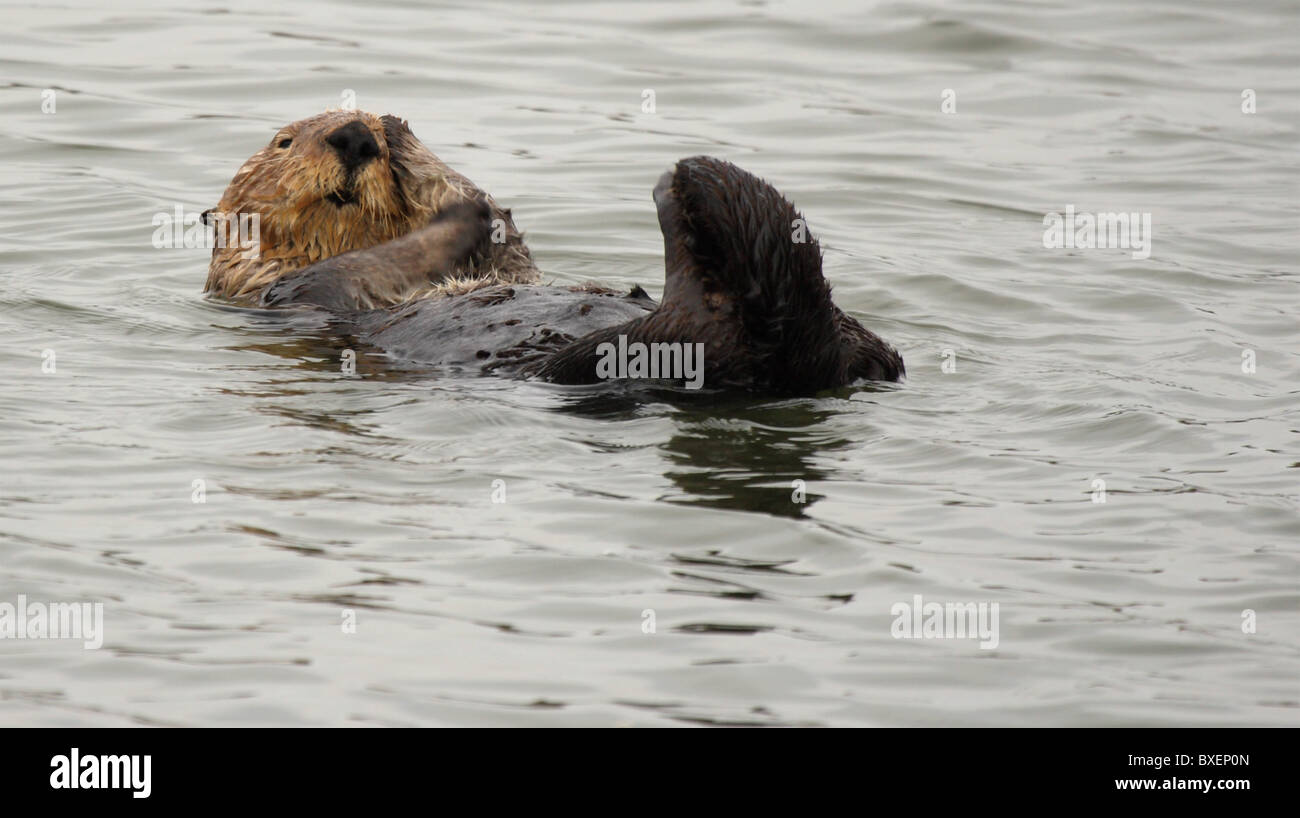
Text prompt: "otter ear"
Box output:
[[200, 208, 215, 226], [381, 114, 450, 203], [380, 115, 414, 169], [380, 114, 414, 143]]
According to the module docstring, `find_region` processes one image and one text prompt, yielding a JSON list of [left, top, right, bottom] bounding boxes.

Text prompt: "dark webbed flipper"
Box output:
[[534, 157, 904, 393], [261, 198, 492, 312]]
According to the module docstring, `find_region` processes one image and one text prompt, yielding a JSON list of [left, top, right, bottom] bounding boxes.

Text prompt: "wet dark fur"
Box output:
[[353, 283, 657, 374], [530, 158, 904, 391], [263, 156, 904, 394]]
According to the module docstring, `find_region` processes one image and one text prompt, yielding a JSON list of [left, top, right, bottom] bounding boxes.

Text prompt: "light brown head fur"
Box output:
[[204, 110, 538, 304]]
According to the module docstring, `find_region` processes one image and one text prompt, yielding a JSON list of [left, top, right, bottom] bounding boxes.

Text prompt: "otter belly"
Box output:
[[353, 284, 655, 372]]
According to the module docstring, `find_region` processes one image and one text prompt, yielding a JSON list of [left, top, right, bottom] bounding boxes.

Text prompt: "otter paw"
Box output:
[[432, 196, 495, 258]]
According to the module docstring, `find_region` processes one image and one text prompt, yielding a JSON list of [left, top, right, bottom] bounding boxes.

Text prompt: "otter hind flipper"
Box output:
[[536, 156, 903, 392], [658, 156, 904, 388]]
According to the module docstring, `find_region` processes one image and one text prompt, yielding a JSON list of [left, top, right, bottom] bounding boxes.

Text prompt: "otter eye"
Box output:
[[277, 138, 292, 149]]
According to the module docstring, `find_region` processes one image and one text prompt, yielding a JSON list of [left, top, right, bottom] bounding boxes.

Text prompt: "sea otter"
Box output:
[[205, 111, 904, 393]]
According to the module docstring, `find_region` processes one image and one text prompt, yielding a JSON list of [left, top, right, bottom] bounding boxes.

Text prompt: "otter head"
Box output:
[[203, 112, 415, 299]]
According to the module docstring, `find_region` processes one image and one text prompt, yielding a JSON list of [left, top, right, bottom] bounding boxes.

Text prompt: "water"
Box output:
[[1, 0, 1297, 727]]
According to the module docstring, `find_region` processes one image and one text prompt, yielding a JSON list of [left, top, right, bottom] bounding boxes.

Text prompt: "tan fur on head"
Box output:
[[205, 109, 539, 304]]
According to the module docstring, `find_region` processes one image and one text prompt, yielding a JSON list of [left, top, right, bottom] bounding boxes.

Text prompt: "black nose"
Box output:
[[325, 121, 380, 171]]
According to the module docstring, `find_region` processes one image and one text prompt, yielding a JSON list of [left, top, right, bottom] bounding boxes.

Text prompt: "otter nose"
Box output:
[[325, 121, 380, 171]]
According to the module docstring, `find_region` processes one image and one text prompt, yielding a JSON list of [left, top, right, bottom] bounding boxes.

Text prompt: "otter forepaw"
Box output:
[[428, 196, 494, 261]]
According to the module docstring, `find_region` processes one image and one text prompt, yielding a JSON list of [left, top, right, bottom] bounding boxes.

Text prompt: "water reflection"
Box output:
[[549, 385, 870, 518], [659, 401, 850, 518]]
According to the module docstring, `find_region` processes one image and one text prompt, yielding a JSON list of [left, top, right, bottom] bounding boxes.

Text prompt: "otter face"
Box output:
[[222, 110, 407, 250], [251, 112, 394, 213], [206, 110, 423, 300]]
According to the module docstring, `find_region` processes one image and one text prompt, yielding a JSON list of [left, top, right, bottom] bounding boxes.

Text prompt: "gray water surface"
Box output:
[[1, 0, 1297, 726]]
